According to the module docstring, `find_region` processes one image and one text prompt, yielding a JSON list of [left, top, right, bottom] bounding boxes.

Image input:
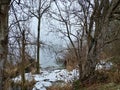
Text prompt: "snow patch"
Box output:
[[13, 69, 79, 90]]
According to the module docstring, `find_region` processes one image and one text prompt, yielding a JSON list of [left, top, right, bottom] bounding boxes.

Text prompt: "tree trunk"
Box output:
[[21, 30, 26, 90], [36, 0, 41, 74], [79, 54, 97, 85], [79, 37, 98, 85], [0, 0, 10, 89], [36, 18, 41, 74]]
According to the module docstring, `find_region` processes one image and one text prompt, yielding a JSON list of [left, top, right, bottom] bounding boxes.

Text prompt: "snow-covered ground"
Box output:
[[13, 69, 79, 90], [12, 61, 113, 90]]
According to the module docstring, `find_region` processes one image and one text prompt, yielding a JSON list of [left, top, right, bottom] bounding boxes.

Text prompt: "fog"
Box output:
[[31, 17, 66, 68]]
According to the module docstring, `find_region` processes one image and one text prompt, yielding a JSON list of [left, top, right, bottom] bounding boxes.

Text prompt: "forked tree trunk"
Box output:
[[79, 40, 97, 85], [0, 0, 10, 89]]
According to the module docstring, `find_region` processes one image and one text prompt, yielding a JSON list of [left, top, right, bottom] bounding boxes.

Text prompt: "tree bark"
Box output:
[[36, 16, 41, 74], [21, 30, 26, 90], [0, 0, 10, 89], [36, 0, 41, 74], [79, 39, 97, 85]]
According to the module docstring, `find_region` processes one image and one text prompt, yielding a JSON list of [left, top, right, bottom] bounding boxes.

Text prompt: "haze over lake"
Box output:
[[31, 17, 66, 69]]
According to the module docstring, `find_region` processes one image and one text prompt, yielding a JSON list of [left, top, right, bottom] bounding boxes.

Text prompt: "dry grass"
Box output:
[[10, 79, 36, 90], [47, 84, 73, 90], [13, 79, 36, 86], [3, 62, 35, 89], [86, 83, 120, 90]]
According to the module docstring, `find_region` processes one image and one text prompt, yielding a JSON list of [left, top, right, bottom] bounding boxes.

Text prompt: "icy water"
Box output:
[[30, 16, 67, 70], [40, 47, 65, 71], [40, 48, 59, 68]]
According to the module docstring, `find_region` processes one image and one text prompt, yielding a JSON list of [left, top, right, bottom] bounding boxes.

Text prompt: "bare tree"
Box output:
[[76, 0, 120, 83], [26, 0, 52, 73], [49, 0, 120, 84], [50, 0, 81, 65], [8, 1, 36, 89]]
